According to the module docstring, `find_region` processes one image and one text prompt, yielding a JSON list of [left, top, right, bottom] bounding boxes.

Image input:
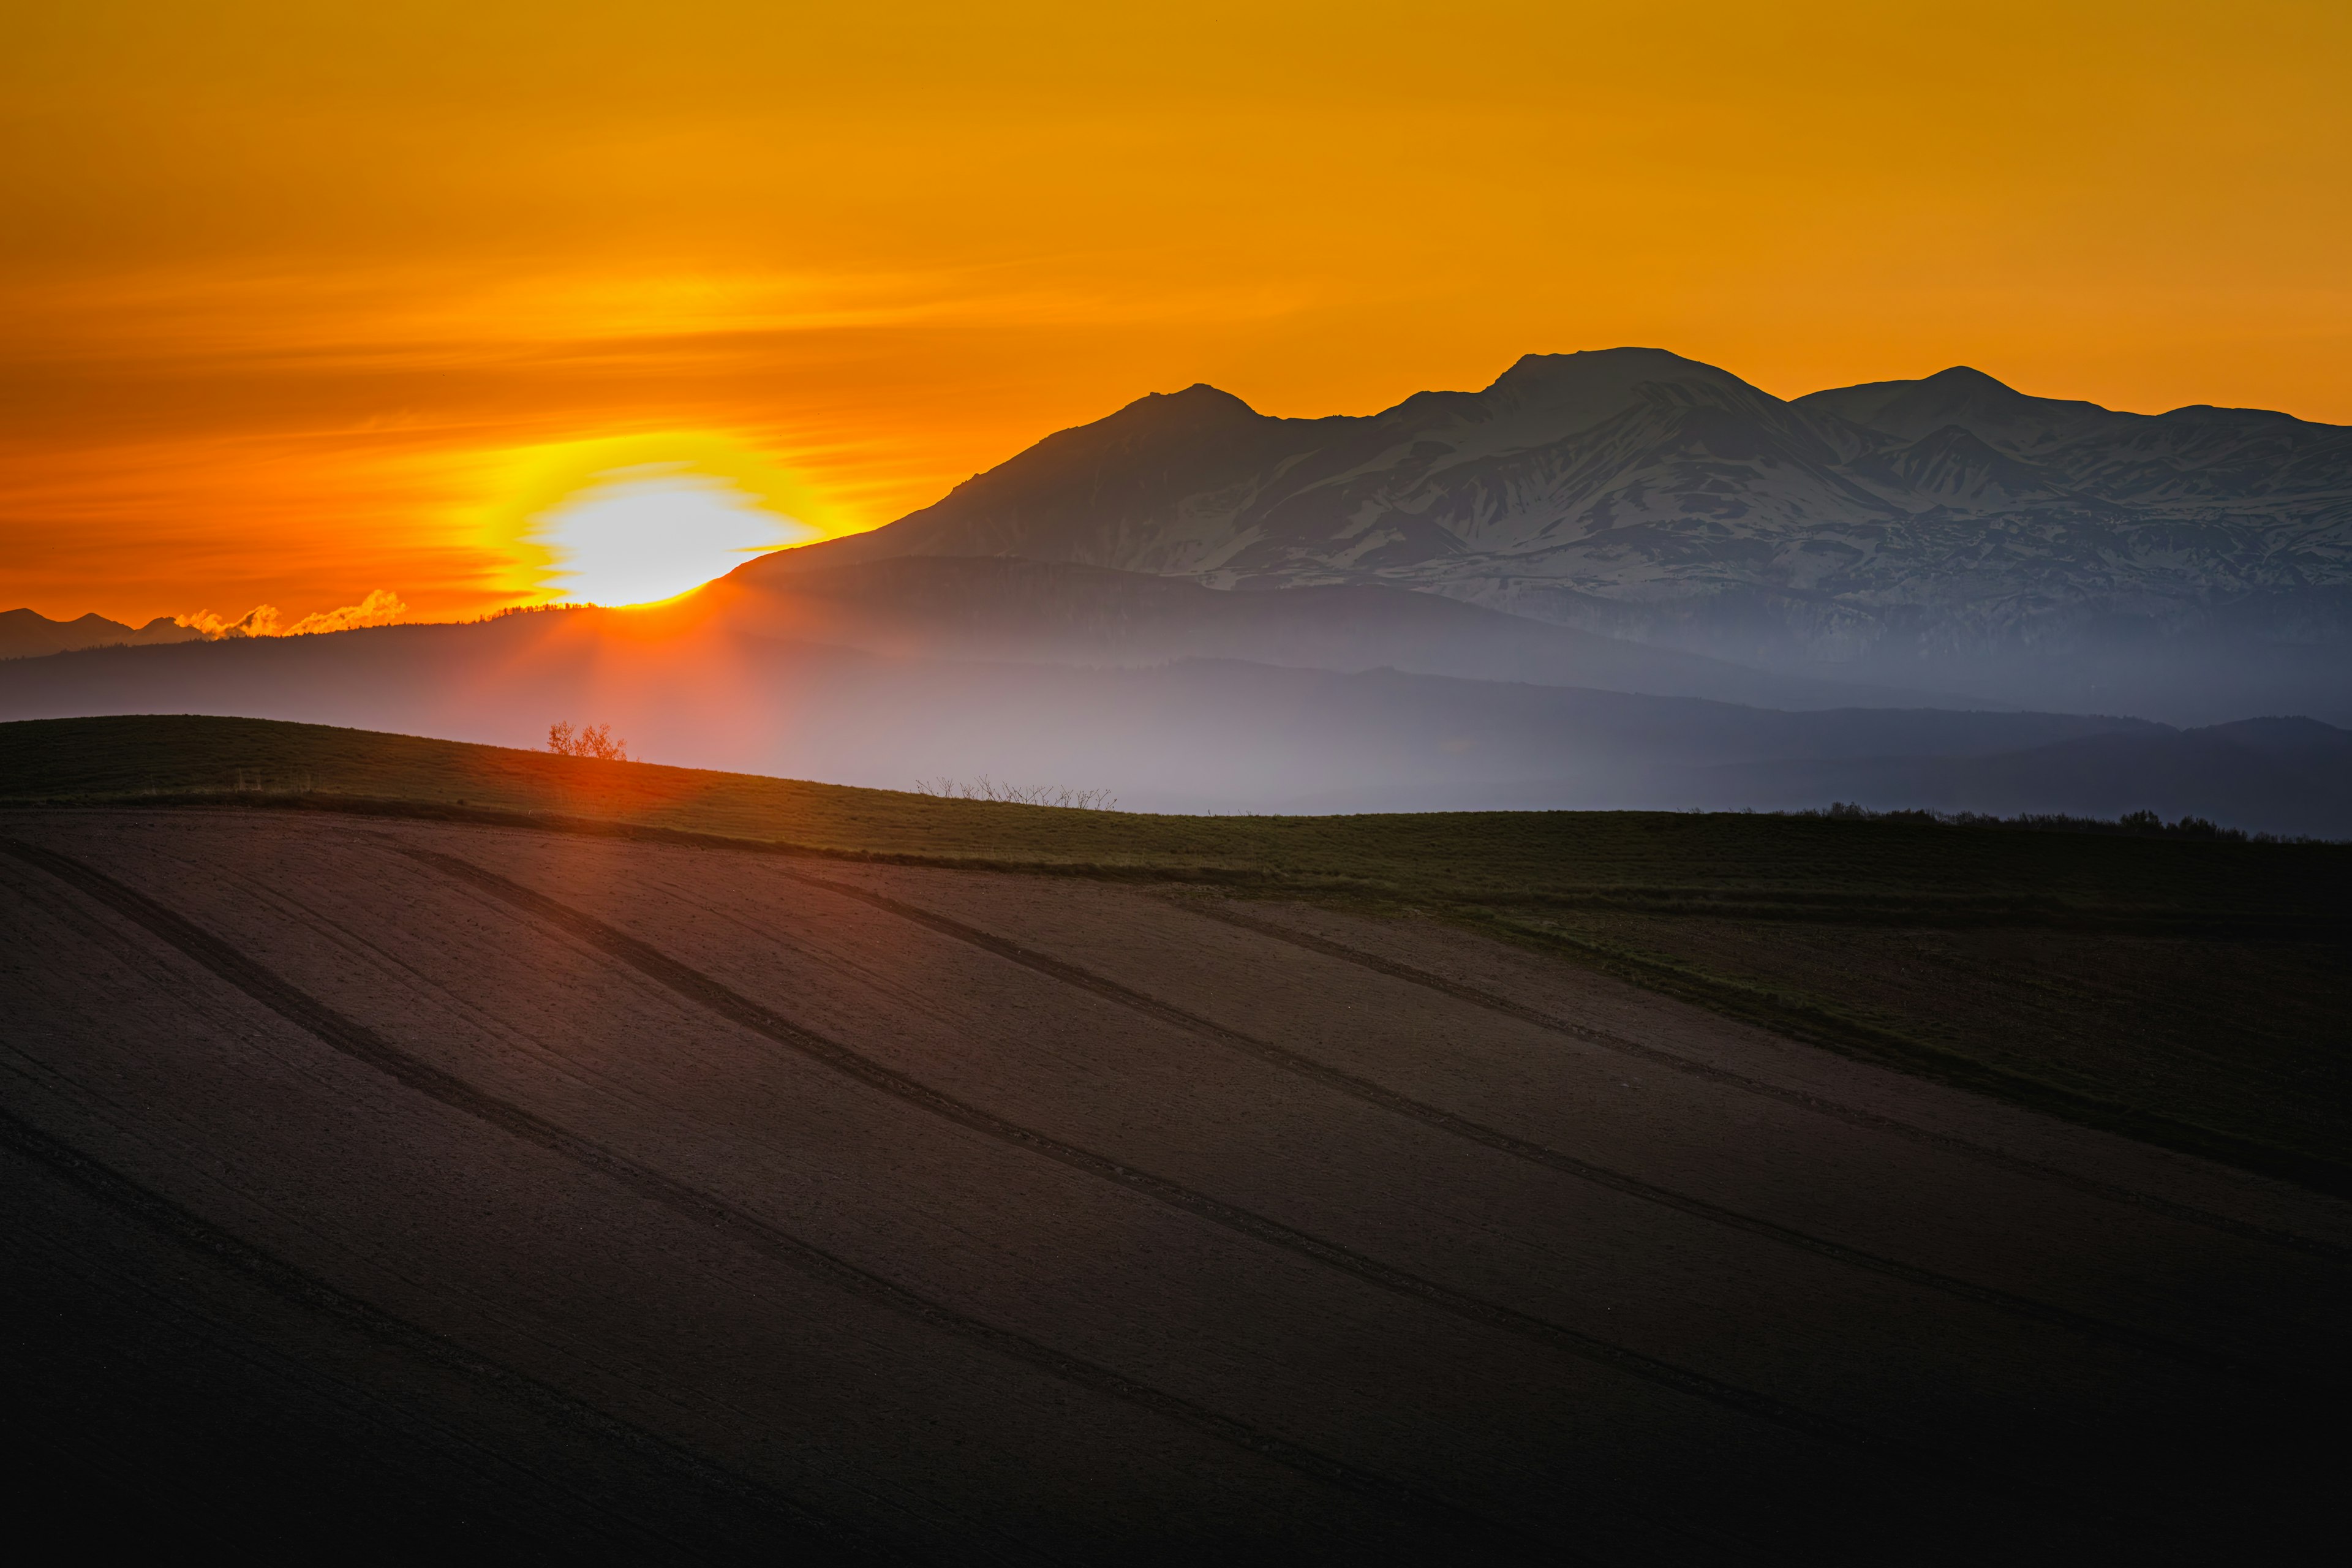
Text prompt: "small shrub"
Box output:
[[547, 720, 629, 761], [911, 775, 1118, 810]]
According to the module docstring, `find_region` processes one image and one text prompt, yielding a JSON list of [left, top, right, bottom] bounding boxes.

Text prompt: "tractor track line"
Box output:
[[737, 861, 2308, 1392], [0, 838, 1509, 1548], [394, 842, 2066, 1501], [1179, 900, 2350, 1264], [0, 1101, 878, 1564], [0, 884, 1039, 1568]]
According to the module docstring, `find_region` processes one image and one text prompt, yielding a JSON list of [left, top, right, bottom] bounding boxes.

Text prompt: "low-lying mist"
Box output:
[[3, 601, 2347, 835]]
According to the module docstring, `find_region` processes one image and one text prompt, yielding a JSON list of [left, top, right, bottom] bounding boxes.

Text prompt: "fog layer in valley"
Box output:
[[5, 558, 2348, 833]]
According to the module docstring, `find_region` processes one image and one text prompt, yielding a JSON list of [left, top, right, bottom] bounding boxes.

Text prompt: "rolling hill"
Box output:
[[8, 712, 2348, 1186], [3, 716, 2345, 1556]]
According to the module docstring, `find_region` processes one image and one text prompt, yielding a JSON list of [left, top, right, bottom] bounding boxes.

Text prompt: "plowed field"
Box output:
[[4, 808, 2345, 1560]]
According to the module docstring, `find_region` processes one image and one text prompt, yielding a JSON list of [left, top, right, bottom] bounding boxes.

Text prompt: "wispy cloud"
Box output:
[[285, 587, 408, 635], [178, 588, 406, 639]]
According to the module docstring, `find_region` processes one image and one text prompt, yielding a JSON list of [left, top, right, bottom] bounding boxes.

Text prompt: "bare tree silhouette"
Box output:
[[911, 775, 1117, 810], [546, 720, 629, 761]]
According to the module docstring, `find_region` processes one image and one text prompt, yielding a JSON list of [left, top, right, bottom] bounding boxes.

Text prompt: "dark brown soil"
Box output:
[[1482, 909, 2352, 1176], [2, 808, 2345, 1560]]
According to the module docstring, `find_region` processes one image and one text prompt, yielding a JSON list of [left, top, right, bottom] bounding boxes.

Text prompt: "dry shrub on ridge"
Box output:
[[546, 720, 629, 761]]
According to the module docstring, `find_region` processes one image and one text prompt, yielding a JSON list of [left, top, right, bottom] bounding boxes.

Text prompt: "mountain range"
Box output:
[[778, 349, 2352, 723], [7, 348, 2350, 827], [0, 608, 200, 660]]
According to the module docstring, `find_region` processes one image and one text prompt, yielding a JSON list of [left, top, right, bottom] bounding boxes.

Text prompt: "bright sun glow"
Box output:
[[524, 456, 825, 606]]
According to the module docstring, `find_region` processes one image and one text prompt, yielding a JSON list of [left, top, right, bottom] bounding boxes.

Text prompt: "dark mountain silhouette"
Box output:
[[774, 349, 2352, 723], [1798, 364, 2120, 449], [1, 608, 202, 660]]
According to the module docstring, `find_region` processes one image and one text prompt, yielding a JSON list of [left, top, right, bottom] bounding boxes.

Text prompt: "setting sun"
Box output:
[[491, 431, 837, 606], [530, 464, 815, 606]]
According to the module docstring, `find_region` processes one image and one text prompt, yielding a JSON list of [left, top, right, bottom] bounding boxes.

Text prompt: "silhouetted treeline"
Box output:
[[1789, 802, 2335, 845]]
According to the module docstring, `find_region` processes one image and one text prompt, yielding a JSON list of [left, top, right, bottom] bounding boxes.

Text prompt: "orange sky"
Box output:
[[4, 1, 2348, 627]]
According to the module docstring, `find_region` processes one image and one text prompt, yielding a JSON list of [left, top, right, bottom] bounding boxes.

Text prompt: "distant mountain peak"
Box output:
[[1918, 365, 2018, 392], [1799, 363, 2115, 448], [1493, 346, 1719, 382], [1104, 382, 1265, 430], [2157, 403, 2305, 426], [1469, 347, 1771, 439], [1486, 346, 1752, 399]]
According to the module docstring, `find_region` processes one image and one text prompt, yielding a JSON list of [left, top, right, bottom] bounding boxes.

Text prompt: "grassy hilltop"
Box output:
[[6, 713, 2348, 1193]]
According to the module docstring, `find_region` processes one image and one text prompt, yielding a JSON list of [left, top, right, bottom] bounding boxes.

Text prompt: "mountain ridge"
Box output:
[[0, 608, 203, 661], [771, 349, 2352, 722]]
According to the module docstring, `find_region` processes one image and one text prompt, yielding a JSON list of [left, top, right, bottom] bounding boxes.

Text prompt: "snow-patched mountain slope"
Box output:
[[780, 350, 2352, 710]]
